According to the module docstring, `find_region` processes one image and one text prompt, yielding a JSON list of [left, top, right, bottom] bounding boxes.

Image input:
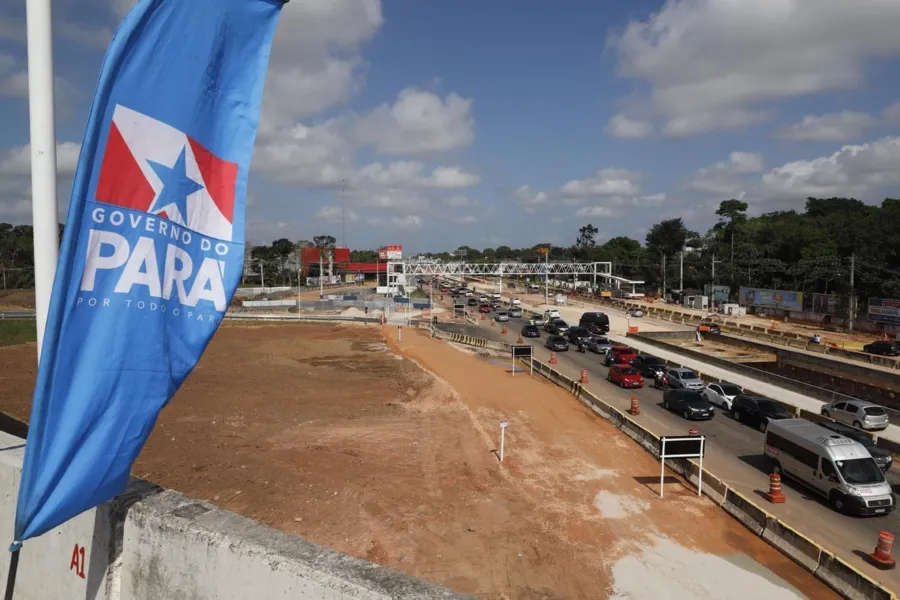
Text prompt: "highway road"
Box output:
[[437, 309, 900, 591]]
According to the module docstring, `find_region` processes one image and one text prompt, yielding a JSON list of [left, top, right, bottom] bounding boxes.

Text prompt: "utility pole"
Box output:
[[849, 253, 856, 332], [731, 230, 735, 289], [259, 258, 265, 289], [545, 248, 550, 307], [661, 254, 666, 299], [679, 251, 684, 293], [319, 253, 324, 299], [341, 178, 346, 249]]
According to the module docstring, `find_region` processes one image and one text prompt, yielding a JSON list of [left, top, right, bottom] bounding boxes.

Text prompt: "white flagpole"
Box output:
[[26, 0, 60, 362]]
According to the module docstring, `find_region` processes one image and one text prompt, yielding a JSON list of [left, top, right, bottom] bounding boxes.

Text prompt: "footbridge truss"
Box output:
[[393, 261, 644, 289]]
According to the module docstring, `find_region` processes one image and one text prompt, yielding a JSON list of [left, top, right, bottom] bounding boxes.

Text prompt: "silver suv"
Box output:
[[821, 400, 889, 431], [666, 368, 705, 391]]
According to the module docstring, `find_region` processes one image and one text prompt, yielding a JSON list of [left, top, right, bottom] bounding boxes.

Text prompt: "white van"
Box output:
[[764, 419, 893, 516]]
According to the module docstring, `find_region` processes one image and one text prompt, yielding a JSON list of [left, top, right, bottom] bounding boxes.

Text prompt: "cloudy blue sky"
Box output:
[[3, 0, 900, 253]]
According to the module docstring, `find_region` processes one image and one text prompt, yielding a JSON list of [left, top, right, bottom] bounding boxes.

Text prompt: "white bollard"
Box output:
[[499, 420, 508, 462]]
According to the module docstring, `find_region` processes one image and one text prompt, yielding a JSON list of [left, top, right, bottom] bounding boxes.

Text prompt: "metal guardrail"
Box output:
[[0, 311, 36, 320]]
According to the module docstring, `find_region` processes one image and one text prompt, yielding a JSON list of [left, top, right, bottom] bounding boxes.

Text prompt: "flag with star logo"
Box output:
[[13, 0, 285, 543]]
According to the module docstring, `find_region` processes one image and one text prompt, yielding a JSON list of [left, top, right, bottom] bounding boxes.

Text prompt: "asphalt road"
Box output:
[[438, 312, 900, 590]]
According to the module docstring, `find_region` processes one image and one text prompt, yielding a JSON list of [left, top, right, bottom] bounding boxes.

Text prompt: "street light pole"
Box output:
[[26, 0, 59, 361]]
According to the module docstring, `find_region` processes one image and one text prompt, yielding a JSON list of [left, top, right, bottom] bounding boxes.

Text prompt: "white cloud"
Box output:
[[687, 152, 763, 195], [760, 136, 900, 203], [314, 205, 359, 223], [353, 162, 479, 189], [560, 168, 642, 197], [259, 0, 383, 130], [512, 185, 549, 211], [349, 189, 430, 212], [884, 101, 900, 125], [443, 195, 473, 207], [366, 215, 423, 230], [0, 142, 81, 176], [449, 215, 477, 224], [351, 88, 474, 155], [775, 111, 876, 142], [576, 206, 617, 218], [605, 114, 653, 139], [611, 0, 900, 137]]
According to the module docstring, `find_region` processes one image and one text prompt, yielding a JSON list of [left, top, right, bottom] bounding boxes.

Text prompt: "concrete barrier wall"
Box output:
[[523, 359, 896, 600], [0, 432, 469, 599]]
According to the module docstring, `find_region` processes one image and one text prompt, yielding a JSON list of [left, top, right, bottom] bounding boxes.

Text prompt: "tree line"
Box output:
[[3, 197, 900, 305]]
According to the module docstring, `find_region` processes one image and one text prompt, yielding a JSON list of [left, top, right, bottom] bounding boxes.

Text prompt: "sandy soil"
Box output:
[[0, 323, 836, 599], [0, 289, 36, 310]]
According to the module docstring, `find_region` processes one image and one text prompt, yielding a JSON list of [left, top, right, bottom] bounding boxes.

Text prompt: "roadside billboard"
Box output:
[[868, 298, 900, 324], [378, 245, 403, 260], [812, 293, 844, 315], [301, 247, 351, 263], [739, 287, 803, 311], [703, 284, 730, 304]]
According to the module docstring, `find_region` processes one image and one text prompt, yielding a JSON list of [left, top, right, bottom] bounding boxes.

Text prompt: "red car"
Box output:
[[479, 304, 492, 313], [606, 346, 638, 365], [608, 364, 644, 388]]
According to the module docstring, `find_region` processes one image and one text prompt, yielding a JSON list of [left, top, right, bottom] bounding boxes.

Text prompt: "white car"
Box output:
[[702, 383, 743, 410], [511, 298, 521, 306], [464, 291, 473, 297], [544, 309, 561, 319], [491, 292, 501, 299], [478, 296, 489, 303]]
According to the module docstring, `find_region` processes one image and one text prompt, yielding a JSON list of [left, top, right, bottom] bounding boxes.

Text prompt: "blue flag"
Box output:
[[14, 0, 285, 542]]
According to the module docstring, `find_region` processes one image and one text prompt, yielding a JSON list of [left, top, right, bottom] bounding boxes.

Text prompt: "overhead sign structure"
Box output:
[[511, 344, 533, 376], [659, 435, 706, 499], [868, 298, 900, 325]]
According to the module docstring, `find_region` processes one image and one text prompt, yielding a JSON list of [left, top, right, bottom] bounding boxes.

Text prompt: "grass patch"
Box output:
[[0, 320, 36, 347]]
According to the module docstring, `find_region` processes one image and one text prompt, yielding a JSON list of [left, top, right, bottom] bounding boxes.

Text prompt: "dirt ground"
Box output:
[[0, 323, 836, 599], [0, 289, 36, 310]]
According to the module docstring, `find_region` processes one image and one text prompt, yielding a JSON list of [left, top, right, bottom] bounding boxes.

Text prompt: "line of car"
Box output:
[[453, 289, 897, 515]]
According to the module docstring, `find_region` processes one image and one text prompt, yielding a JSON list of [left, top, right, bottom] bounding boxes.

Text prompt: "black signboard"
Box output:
[[512, 345, 533, 358], [660, 436, 705, 458]]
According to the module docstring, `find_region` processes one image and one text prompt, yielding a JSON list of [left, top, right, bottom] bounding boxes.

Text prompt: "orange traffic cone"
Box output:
[[688, 426, 699, 436], [580, 369, 589, 384], [501, 325, 508, 335], [764, 472, 786, 504], [550, 352, 558, 365], [870, 531, 897, 569], [630, 395, 640, 415]]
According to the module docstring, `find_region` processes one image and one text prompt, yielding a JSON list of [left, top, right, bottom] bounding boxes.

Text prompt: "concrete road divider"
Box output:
[[721, 489, 768, 536], [762, 518, 821, 573], [816, 551, 894, 600]]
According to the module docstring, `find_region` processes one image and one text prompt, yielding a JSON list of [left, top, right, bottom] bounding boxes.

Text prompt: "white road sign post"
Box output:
[[499, 420, 508, 462]]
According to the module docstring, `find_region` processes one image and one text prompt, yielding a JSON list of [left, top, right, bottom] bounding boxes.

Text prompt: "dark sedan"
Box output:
[[632, 355, 666, 377], [863, 340, 900, 356], [818, 421, 893, 471], [731, 395, 793, 432], [663, 390, 715, 421], [545, 319, 570, 336], [545, 335, 569, 351], [521, 324, 541, 338], [566, 326, 592, 345]]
